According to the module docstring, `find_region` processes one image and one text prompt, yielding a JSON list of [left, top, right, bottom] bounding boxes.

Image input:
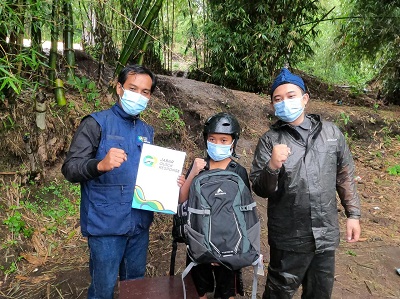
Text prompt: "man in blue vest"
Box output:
[[62, 65, 160, 299]]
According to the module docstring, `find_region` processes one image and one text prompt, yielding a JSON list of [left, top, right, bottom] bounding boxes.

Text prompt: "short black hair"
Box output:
[[117, 64, 157, 93]]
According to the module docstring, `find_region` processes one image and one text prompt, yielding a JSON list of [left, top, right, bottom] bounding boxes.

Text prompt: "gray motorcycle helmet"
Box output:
[[203, 112, 240, 158]]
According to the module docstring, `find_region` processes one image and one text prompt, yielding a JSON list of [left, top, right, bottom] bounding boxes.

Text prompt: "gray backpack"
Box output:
[[181, 168, 261, 299]]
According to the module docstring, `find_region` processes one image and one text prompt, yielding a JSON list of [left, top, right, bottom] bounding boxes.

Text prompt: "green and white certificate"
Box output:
[[132, 143, 186, 214]]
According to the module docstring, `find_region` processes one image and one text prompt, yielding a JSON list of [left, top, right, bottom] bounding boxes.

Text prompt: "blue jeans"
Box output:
[[87, 230, 150, 299]]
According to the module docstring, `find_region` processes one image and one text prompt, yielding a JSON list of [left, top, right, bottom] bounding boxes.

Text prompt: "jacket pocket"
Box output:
[[87, 184, 132, 236], [314, 144, 337, 182], [104, 134, 127, 152]]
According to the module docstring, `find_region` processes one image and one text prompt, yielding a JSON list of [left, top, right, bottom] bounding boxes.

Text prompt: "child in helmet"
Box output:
[[179, 112, 250, 299]]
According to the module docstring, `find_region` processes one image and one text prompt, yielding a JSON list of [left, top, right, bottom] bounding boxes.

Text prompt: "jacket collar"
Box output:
[[272, 114, 321, 130], [271, 114, 322, 144], [111, 103, 140, 122]]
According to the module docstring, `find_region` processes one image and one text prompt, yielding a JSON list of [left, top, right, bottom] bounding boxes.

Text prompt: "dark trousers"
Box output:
[[190, 263, 244, 299], [262, 248, 335, 299]]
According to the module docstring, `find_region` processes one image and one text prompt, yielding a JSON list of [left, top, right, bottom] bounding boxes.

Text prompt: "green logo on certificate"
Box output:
[[143, 155, 157, 167]]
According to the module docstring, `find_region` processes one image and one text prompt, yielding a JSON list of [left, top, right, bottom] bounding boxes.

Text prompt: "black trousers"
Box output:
[[191, 263, 244, 299], [262, 248, 335, 299]]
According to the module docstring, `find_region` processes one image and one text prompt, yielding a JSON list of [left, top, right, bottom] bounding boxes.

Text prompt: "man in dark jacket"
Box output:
[[62, 65, 157, 299], [250, 68, 361, 299]]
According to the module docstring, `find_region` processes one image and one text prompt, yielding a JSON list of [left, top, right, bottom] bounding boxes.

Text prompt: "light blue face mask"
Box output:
[[120, 88, 149, 116], [273, 97, 304, 123], [206, 141, 233, 161]]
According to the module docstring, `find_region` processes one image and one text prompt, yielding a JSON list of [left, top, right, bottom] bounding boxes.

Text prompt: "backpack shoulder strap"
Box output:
[[227, 160, 238, 171], [169, 239, 178, 276]]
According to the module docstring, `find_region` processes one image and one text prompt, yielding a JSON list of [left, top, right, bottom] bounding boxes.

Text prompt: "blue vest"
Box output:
[[80, 104, 154, 236]]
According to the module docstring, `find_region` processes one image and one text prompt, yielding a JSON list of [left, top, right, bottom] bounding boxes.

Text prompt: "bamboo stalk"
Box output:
[[117, 0, 150, 66], [115, 0, 163, 75], [63, 0, 75, 82], [49, 0, 60, 86], [35, 91, 47, 130]]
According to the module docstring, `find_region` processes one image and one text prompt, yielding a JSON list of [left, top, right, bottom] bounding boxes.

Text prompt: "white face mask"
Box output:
[[120, 87, 149, 116], [206, 141, 233, 161], [273, 97, 304, 122]]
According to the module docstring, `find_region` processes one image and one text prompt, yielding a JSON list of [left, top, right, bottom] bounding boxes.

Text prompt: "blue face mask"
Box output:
[[206, 141, 233, 161], [273, 97, 304, 122], [120, 88, 149, 116]]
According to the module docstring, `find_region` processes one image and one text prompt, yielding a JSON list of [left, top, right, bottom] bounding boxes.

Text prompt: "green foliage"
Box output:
[[0, 178, 81, 282], [0, 61, 21, 94], [31, 181, 80, 230], [3, 208, 34, 238], [336, 0, 400, 104], [337, 112, 351, 126], [1, 239, 17, 249], [387, 165, 400, 176], [2, 115, 16, 130], [298, 0, 376, 89], [0, 48, 48, 95], [0, 0, 49, 96], [0, 256, 22, 275], [346, 250, 357, 256], [2, 179, 79, 241], [2, 179, 80, 241], [158, 106, 185, 131], [67, 76, 100, 106], [335, 112, 355, 146], [198, 0, 324, 92]]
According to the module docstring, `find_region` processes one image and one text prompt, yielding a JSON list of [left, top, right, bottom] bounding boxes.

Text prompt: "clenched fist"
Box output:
[[97, 148, 128, 172], [269, 144, 291, 170]]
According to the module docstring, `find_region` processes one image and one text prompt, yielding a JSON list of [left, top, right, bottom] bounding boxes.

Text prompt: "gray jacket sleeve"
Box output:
[[249, 134, 280, 198], [61, 116, 105, 183], [335, 128, 361, 219]]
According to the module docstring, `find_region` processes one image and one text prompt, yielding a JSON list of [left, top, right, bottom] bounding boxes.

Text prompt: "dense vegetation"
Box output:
[[337, 0, 400, 104], [1, 0, 399, 101]]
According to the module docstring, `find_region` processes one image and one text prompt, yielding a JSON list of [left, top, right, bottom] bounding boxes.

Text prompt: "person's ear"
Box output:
[[302, 93, 310, 107], [116, 83, 124, 97]]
